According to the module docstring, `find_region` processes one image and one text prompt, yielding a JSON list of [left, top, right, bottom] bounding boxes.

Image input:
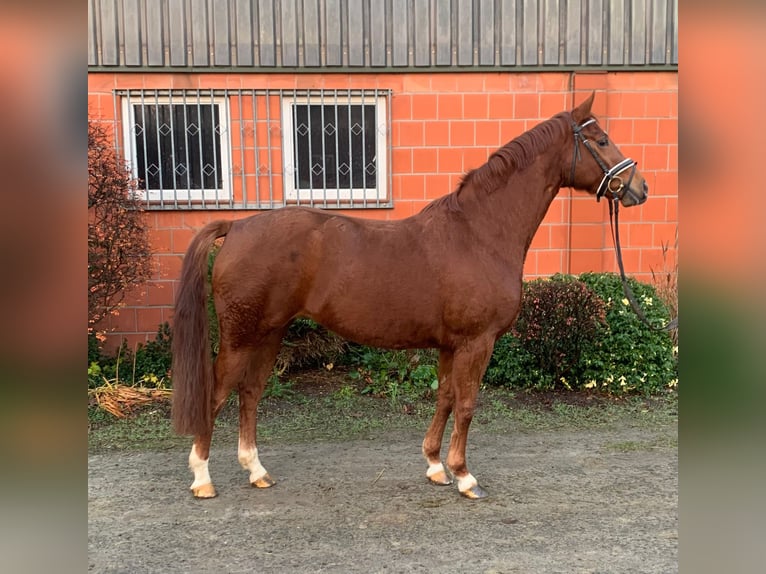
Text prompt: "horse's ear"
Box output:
[[572, 91, 595, 123]]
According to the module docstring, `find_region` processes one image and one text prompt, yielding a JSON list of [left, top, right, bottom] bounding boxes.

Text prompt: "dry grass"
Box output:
[[650, 226, 678, 345], [89, 380, 172, 418]]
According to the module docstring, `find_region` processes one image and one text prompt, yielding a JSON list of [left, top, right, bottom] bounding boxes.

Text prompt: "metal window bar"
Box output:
[[114, 89, 392, 210]]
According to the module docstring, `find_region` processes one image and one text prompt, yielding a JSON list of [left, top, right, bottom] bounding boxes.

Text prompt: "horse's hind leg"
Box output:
[[422, 349, 455, 486], [189, 347, 250, 498], [236, 331, 284, 489]]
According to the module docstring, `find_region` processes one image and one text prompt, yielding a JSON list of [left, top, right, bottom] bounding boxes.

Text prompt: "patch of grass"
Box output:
[[88, 378, 677, 453]]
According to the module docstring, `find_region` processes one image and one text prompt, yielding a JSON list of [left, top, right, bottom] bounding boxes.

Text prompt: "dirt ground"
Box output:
[[88, 423, 677, 573]]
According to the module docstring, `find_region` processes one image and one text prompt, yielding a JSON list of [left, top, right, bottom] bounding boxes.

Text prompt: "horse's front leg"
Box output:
[[422, 349, 455, 486], [444, 338, 494, 499]]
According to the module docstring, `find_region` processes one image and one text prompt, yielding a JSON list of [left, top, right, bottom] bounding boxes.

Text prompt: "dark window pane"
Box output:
[[293, 103, 377, 190], [134, 103, 222, 191]]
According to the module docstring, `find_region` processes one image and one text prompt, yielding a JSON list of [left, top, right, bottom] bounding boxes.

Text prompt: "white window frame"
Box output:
[[281, 94, 388, 203], [121, 95, 232, 203]]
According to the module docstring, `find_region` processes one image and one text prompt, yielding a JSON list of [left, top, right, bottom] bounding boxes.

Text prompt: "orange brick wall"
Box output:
[[88, 70, 678, 350]]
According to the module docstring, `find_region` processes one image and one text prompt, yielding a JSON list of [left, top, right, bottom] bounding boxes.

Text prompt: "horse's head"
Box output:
[[568, 92, 648, 207]]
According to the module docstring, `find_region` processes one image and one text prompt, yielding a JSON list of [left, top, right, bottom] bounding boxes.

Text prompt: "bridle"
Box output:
[[568, 117, 677, 334], [569, 117, 641, 205]]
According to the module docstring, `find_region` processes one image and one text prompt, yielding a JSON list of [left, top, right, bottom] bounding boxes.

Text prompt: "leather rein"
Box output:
[[570, 117, 676, 333]]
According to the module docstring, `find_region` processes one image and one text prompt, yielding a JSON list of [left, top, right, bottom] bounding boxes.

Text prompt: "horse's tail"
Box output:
[[171, 219, 232, 436]]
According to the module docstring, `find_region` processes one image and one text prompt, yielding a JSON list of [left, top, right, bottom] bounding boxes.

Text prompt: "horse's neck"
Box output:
[[459, 156, 565, 257]]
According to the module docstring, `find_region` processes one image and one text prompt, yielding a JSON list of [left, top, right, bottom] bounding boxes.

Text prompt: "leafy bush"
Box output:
[[577, 272, 677, 393], [485, 275, 608, 390], [486, 273, 677, 394], [347, 347, 439, 403], [88, 119, 152, 334], [89, 323, 172, 389]]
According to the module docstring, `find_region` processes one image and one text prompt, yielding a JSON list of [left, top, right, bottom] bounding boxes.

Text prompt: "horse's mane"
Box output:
[[422, 112, 571, 215]]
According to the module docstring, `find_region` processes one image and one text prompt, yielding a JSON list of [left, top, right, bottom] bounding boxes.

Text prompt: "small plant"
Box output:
[[263, 375, 295, 399], [347, 347, 439, 404]]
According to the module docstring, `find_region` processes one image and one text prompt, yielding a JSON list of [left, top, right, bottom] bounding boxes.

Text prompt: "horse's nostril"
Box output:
[[643, 181, 649, 193]]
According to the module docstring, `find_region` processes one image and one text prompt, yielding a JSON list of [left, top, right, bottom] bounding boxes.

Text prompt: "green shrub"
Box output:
[[90, 323, 172, 389], [485, 275, 608, 391], [486, 273, 677, 394], [347, 346, 439, 403], [576, 272, 677, 394]]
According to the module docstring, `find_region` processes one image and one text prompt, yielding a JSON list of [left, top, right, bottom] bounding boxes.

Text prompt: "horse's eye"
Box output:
[[597, 137, 609, 148]]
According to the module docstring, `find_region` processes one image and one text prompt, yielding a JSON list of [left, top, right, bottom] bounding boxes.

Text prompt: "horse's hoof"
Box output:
[[191, 483, 217, 498], [460, 484, 489, 500], [251, 473, 275, 489], [427, 469, 453, 486]]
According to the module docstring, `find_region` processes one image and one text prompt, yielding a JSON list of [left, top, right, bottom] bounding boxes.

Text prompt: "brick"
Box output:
[[549, 224, 570, 249], [463, 94, 489, 120], [569, 250, 605, 274], [536, 249, 565, 275], [411, 94, 438, 120], [484, 73, 510, 92], [498, 120, 526, 144], [626, 223, 654, 247], [643, 145, 668, 171], [396, 121, 424, 146], [392, 148, 412, 174], [137, 307, 164, 333], [538, 73, 569, 92], [509, 74, 536, 92], [398, 174, 426, 200], [424, 121, 450, 146], [438, 148, 464, 174], [412, 148, 438, 174], [424, 174, 452, 199], [438, 93, 463, 120], [172, 227, 196, 253], [475, 121, 500, 146], [458, 74, 486, 92], [449, 121, 474, 146], [573, 72, 608, 91], [570, 224, 607, 249], [488, 93, 514, 120], [540, 92, 568, 118], [529, 227, 550, 250], [146, 282, 175, 306], [429, 74, 459, 92], [606, 118, 633, 143], [148, 229, 172, 254], [463, 147, 490, 171], [391, 94, 411, 121], [514, 93, 539, 119], [633, 119, 659, 144], [571, 197, 607, 223], [620, 92, 647, 117], [645, 92, 674, 117], [658, 118, 678, 144]]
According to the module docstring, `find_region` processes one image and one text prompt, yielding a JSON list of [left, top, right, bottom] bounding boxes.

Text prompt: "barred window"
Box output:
[[121, 93, 230, 204], [282, 93, 388, 204], [117, 89, 390, 209]]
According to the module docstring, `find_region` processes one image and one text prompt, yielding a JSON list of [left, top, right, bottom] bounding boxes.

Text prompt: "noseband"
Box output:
[[569, 118, 640, 204]]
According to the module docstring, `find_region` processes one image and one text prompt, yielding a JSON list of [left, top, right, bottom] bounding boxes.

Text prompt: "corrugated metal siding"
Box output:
[[88, 0, 678, 69]]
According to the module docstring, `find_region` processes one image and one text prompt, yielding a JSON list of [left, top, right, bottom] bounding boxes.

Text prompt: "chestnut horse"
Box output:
[[171, 93, 647, 499]]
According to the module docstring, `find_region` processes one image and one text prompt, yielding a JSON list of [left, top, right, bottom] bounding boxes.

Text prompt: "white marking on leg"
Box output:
[[238, 441, 267, 483], [426, 462, 446, 479], [457, 472, 478, 493], [188, 445, 212, 490]]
